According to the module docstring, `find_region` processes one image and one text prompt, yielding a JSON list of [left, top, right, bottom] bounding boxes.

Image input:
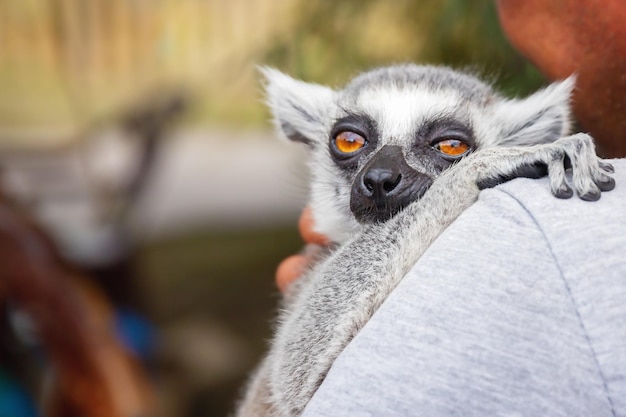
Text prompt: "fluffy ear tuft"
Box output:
[[260, 67, 335, 148], [492, 76, 575, 147]]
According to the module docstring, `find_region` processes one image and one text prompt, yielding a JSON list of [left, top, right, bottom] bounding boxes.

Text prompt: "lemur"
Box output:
[[235, 64, 615, 417]]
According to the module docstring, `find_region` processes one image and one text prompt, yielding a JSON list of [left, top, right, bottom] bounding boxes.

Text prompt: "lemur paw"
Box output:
[[471, 133, 615, 201], [546, 133, 615, 200]]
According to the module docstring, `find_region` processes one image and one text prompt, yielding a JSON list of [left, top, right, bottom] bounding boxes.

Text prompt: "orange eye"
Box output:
[[434, 139, 470, 157], [334, 131, 366, 154]]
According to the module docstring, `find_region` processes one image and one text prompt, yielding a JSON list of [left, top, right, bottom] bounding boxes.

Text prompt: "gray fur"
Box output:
[[236, 65, 614, 417]]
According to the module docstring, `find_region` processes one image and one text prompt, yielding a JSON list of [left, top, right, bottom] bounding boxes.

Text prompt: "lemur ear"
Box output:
[[260, 67, 335, 148], [492, 76, 575, 146]]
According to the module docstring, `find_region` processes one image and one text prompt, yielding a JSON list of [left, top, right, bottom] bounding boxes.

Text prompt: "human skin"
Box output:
[[275, 207, 328, 292], [496, 0, 626, 158]]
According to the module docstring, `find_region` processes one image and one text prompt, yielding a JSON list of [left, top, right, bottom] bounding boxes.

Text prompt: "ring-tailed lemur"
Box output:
[[235, 65, 615, 417]]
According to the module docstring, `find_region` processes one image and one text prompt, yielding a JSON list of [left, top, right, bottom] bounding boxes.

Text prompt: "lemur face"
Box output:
[[331, 72, 488, 223], [263, 65, 572, 243]]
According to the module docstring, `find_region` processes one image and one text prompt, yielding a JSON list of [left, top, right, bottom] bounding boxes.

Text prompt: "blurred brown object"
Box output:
[[0, 194, 153, 417], [0, 91, 188, 416], [496, 0, 626, 158]]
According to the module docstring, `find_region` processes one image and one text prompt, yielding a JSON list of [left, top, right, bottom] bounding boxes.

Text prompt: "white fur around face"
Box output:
[[308, 171, 359, 243], [352, 86, 464, 144]]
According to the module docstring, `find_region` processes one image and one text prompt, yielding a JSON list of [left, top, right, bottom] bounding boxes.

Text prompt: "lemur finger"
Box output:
[[588, 155, 615, 191], [571, 162, 601, 200], [571, 164, 601, 200], [599, 160, 615, 173], [582, 154, 615, 193], [594, 172, 616, 192], [563, 133, 602, 200], [547, 158, 573, 199], [579, 186, 602, 201], [571, 152, 601, 200]]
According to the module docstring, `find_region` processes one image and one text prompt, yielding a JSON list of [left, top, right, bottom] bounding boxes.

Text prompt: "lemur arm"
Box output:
[[236, 133, 613, 417]]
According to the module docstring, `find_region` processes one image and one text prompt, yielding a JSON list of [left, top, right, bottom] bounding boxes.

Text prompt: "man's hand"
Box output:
[[275, 207, 329, 293]]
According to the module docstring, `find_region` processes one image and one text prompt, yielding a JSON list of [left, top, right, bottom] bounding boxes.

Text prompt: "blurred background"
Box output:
[[0, 1, 547, 416]]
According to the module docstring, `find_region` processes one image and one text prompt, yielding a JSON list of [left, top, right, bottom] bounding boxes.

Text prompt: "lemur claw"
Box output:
[[554, 183, 574, 199], [580, 190, 601, 201], [596, 174, 616, 192], [599, 161, 615, 173]]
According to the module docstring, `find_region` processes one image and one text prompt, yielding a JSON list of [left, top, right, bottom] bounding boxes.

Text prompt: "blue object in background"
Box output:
[[0, 370, 38, 417], [114, 309, 157, 365]]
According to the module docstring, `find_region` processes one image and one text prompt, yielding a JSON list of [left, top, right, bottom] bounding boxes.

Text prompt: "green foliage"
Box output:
[[263, 0, 546, 96]]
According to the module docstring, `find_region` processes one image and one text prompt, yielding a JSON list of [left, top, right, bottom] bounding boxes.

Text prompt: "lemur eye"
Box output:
[[334, 131, 366, 154], [433, 139, 470, 157]]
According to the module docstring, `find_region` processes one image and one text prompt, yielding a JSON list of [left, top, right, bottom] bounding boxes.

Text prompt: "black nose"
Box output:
[[351, 145, 433, 223], [363, 168, 402, 198]]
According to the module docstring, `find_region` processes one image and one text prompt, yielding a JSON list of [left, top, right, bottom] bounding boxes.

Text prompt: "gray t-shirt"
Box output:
[[303, 159, 626, 417]]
